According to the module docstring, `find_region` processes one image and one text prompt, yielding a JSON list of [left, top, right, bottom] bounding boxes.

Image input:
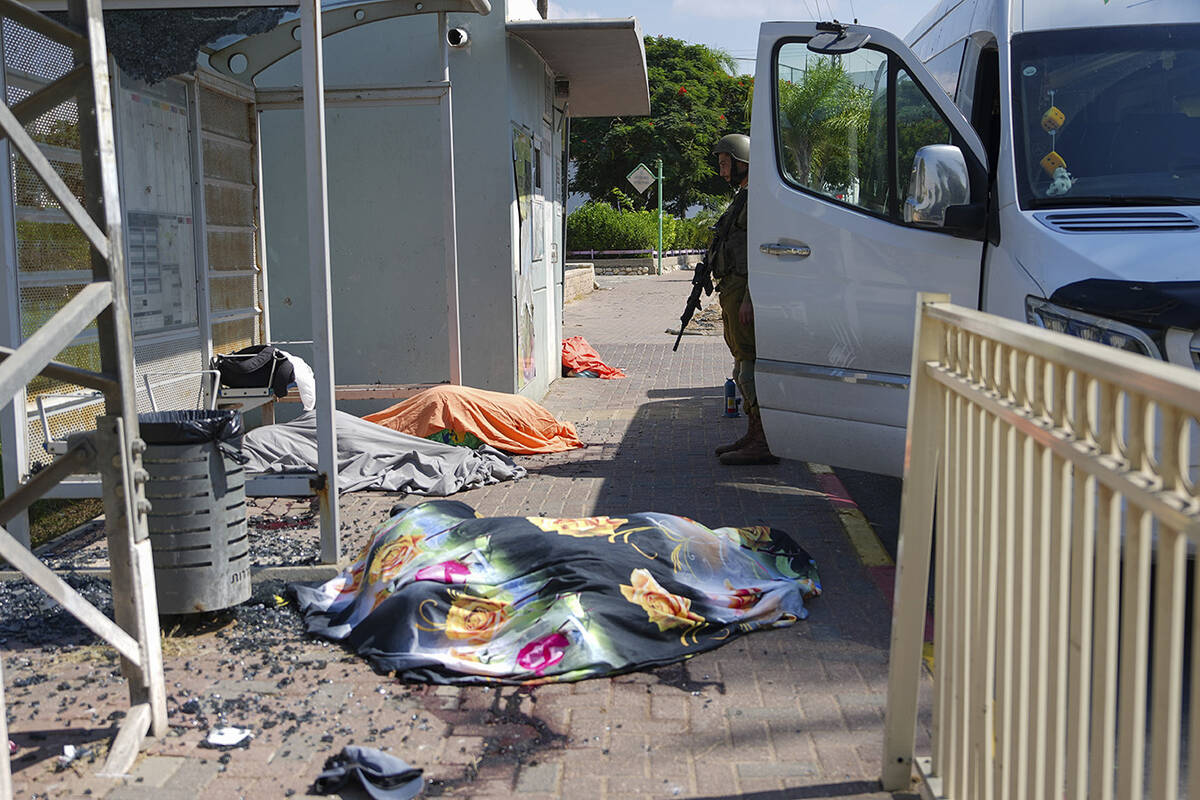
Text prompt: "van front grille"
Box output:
[[1035, 211, 1199, 234]]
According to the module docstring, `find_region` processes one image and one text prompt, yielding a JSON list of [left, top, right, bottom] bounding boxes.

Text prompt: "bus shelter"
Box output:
[[2, 0, 491, 562]]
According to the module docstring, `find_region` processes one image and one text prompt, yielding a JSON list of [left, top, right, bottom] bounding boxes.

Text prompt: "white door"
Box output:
[[748, 22, 989, 476]]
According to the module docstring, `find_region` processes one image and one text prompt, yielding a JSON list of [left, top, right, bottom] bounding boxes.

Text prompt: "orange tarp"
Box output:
[[364, 384, 583, 455], [562, 336, 626, 379]]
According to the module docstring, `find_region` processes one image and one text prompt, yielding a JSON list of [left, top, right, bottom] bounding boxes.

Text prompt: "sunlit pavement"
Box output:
[[4, 271, 926, 799]]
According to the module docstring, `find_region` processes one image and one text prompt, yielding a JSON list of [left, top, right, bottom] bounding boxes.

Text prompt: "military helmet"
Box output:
[[713, 133, 750, 164]]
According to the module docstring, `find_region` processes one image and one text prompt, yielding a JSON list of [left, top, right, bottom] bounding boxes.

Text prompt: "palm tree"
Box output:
[[776, 57, 874, 191]]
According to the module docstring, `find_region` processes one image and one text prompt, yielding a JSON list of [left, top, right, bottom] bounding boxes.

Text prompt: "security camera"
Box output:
[[447, 27, 470, 48]]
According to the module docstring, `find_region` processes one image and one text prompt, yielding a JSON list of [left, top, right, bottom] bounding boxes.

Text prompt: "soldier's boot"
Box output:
[[714, 419, 753, 456], [719, 414, 780, 466]]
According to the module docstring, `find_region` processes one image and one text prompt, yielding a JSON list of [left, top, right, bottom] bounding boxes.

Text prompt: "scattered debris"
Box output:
[[55, 744, 91, 771], [248, 511, 316, 533], [246, 501, 322, 566], [0, 575, 113, 648], [665, 303, 722, 336], [202, 727, 254, 750]]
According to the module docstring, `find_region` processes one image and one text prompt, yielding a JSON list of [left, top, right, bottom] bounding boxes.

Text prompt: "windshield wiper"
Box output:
[[1034, 195, 1200, 208]]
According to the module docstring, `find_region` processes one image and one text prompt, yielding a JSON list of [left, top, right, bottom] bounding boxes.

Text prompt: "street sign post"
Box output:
[[656, 158, 663, 275], [626, 162, 664, 274]]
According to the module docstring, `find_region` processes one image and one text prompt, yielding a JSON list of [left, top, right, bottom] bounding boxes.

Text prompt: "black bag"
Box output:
[[213, 345, 295, 398]]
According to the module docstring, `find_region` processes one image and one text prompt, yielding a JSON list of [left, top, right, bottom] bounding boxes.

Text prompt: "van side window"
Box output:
[[774, 44, 889, 214], [896, 69, 952, 195], [970, 49, 1001, 180], [924, 41, 967, 100], [774, 42, 956, 226]]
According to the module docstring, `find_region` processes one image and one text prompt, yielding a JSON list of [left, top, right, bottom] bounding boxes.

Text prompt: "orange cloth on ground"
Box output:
[[364, 384, 583, 455], [562, 336, 626, 379]]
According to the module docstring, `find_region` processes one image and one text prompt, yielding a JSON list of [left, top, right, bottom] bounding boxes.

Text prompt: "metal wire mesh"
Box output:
[[3, 19, 74, 84], [26, 394, 103, 470], [206, 228, 255, 271], [10, 25, 102, 465], [13, 149, 84, 215], [7, 28, 88, 265], [19, 283, 97, 341], [212, 318, 257, 356], [133, 331, 210, 412], [198, 86, 249, 140], [27, 341, 102, 402], [201, 84, 261, 357], [16, 217, 89, 272], [6, 19, 193, 472], [209, 273, 256, 312], [21, 98, 79, 146], [5, 31, 266, 478], [25, 330, 211, 467]]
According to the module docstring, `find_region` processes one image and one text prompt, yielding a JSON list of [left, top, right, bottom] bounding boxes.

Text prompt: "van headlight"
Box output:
[[1025, 297, 1163, 359]]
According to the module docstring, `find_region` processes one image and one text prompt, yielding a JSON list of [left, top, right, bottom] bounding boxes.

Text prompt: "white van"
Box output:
[[748, 0, 1200, 476]]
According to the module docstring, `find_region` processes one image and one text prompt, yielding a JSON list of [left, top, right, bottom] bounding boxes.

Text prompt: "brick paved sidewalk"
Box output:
[[5, 272, 928, 799]]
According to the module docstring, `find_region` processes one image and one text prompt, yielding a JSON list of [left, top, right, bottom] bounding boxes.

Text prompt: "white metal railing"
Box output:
[[883, 293, 1200, 800]]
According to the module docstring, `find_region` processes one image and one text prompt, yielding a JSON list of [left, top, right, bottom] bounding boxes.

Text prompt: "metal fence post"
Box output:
[[882, 291, 949, 790]]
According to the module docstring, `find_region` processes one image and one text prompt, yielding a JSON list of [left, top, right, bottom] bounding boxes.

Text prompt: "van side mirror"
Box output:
[[904, 144, 971, 228]]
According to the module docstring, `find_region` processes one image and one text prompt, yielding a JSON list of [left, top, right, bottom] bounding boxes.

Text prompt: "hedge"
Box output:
[[567, 203, 713, 254]]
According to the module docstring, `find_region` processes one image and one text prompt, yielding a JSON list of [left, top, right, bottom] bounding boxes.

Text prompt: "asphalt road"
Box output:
[[834, 467, 903, 563]]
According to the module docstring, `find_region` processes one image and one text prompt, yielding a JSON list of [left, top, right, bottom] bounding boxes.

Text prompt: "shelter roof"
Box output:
[[26, 0, 490, 84], [507, 18, 649, 118], [26, 0, 294, 8], [205, 0, 490, 81]]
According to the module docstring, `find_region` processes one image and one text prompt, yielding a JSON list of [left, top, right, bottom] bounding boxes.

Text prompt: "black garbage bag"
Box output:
[[138, 409, 247, 464]]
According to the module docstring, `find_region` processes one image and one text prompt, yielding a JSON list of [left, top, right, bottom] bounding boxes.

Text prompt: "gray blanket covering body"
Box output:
[[242, 410, 526, 494]]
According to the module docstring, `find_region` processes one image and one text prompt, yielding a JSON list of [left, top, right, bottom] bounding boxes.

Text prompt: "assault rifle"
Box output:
[[672, 257, 713, 352]]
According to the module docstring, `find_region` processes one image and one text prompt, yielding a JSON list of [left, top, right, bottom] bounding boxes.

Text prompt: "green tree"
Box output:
[[15, 117, 84, 210], [570, 36, 753, 216], [896, 75, 951, 192]]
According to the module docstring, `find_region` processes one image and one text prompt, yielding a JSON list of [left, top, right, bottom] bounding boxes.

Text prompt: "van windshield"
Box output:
[[1012, 24, 1200, 209]]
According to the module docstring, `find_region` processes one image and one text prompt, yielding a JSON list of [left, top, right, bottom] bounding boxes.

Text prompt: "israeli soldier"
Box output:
[[710, 134, 779, 466]]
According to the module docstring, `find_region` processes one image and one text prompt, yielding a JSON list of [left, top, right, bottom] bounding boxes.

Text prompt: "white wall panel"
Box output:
[[260, 102, 448, 414]]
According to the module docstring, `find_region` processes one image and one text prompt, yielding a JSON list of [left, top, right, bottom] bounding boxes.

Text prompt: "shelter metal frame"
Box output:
[[0, 0, 168, 786], [0, 0, 382, 781]]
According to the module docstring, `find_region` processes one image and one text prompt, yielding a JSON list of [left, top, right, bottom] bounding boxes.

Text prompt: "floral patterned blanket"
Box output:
[[292, 500, 821, 685]]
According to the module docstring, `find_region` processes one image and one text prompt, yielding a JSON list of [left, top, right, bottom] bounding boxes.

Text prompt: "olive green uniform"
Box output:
[[709, 186, 757, 416]]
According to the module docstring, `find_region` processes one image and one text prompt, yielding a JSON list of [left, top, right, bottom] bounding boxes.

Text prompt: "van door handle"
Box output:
[[760, 243, 811, 258]]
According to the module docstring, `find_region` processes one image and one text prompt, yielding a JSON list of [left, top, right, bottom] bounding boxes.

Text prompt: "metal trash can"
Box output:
[[138, 409, 250, 614]]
